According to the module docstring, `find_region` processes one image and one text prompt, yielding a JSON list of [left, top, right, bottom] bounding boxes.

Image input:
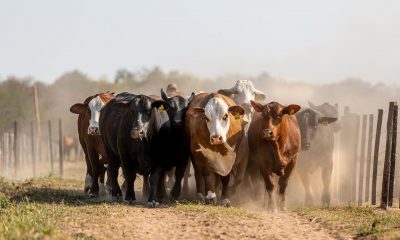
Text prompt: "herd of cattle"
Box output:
[[70, 80, 340, 211]]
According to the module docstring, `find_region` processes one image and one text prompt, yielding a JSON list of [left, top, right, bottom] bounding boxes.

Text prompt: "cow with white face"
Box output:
[[70, 92, 115, 197], [186, 93, 245, 206], [217, 80, 267, 194]]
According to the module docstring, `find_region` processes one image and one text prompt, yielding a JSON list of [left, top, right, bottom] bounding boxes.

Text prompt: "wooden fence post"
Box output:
[[33, 84, 42, 162], [58, 119, 64, 176], [372, 109, 383, 205], [365, 114, 374, 202], [30, 121, 36, 177], [352, 115, 361, 203], [13, 121, 18, 179], [381, 102, 395, 210], [388, 103, 398, 206], [358, 115, 367, 206], [48, 120, 54, 174]]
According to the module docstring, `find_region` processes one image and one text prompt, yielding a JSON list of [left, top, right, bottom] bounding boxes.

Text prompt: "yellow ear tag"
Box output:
[[158, 104, 165, 112], [323, 121, 328, 126], [235, 112, 240, 120], [289, 109, 295, 115]]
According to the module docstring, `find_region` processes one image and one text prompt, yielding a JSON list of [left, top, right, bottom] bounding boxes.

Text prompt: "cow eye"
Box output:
[[223, 114, 228, 121]]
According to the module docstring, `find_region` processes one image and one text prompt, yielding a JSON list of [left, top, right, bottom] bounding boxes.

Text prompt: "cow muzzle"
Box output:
[[262, 129, 274, 140], [172, 119, 182, 128], [88, 126, 101, 136], [131, 129, 145, 140], [210, 135, 223, 145]]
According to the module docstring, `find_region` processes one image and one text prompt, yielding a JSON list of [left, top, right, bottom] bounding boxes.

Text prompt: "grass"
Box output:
[[295, 205, 400, 239]]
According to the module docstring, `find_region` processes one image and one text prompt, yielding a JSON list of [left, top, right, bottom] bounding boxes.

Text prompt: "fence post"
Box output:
[[358, 115, 367, 206], [381, 102, 395, 210], [372, 109, 383, 205], [1, 133, 4, 176], [365, 114, 374, 202], [58, 119, 64, 176], [13, 121, 18, 179], [30, 121, 36, 177], [48, 120, 54, 174], [388, 103, 398, 206], [33, 84, 42, 162], [352, 115, 361, 203]]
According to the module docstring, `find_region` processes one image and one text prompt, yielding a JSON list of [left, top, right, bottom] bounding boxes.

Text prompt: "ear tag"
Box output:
[[158, 104, 165, 112], [289, 109, 295, 115], [323, 121, 328, 126], [235, 112, 240, 120]]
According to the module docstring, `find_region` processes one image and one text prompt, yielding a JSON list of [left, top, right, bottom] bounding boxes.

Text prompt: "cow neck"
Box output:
[[271, 116, 291, 164]]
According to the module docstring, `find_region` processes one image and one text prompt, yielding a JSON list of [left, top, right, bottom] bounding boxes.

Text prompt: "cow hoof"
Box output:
[[268, 208, 278, 214], [147, 200, 160, 208], [221, 198, 231, 207], [84, 187, 90, 194], [89, 192, 98, 198], [99, 184, 106, 195], [84, 174, 93, 194], [123, 199, 136, 205], [205, 191, 217, 205], [112, 195, 122, 202], [196, 193, 205, 203]]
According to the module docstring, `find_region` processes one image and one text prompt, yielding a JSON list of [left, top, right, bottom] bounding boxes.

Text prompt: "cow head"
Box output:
[[70, 92, 115, 135], [218, 80, 266, 120], [309, 101, 341, 133], [188, 97, 244, 145], [296, 108, 337, 150], [115, 95, 170, 140], [161, 88, 195, 128], [250, 101, 301, 141]]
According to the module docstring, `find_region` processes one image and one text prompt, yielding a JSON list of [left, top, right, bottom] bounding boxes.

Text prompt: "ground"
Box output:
[[0, 162, 399, 239]]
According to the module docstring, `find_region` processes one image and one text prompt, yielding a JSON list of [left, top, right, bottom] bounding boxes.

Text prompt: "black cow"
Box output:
[[99, 92, 172, 206], [160, 89, 194, 198], [296, 102, 339, 206]]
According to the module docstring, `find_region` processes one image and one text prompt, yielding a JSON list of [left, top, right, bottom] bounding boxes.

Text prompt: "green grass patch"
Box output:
[[295, 205, 400, 238]]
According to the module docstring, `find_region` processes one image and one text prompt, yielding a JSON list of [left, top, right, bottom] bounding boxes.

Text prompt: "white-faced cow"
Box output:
[[186, 93, 245, 207], [296, 102, 339, 206], [70, 92, 115, 197]]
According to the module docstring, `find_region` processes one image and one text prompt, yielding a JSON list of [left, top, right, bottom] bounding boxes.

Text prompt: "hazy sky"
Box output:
[[1, 0, 399, 84]]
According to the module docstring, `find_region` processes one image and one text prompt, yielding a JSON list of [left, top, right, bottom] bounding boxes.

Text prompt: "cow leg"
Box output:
[[142, 174, 150, 199], [204, 170, 217, 205], [109, 160, 122, 201], [182, 161, 190, 196], [87, 148, 100, 198], [157, 170, 167, 202], [220, 174, 231, 207], [299, 171, 314, 206], [321, 158, 333, 207], [82, 146, 92, 194], [171, 160, 188, 199], [98, 158, 106, 195], [166, 168, 175, 190], [192, 158, 205, 202], [278, 161, 296, 211], [261, 171, 276, 213], [121, 165, 136, 204], [148, 167, 163, 208]]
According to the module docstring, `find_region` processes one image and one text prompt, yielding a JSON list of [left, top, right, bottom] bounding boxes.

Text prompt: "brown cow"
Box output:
[[247, 101, 301, 212], [186, 93, 245, 206], [70, 92, 115, 197]]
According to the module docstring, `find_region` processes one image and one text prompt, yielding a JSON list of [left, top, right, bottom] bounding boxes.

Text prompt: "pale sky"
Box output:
[[1, 0, 399, 84]]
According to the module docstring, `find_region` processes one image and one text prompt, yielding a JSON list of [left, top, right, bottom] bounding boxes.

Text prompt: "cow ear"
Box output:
[[254, 89, 267, 101], [188, 92, 195, 103], [228, 105, 245, 118], [250, 100, 263, 112], [151, 100, 170, 112], [70, 103, 87, 114], [161, 88, 169, 101], [217, 88, 234, 97], [187, 107, 205, 117], [318, 117, 338, 125], [283, 105, 301, 115]]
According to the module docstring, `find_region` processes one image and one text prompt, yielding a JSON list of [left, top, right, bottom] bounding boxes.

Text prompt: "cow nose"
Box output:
[[172, 119, 182, 127], [131, 129, 145, 140], [210, 135, 223, 145], [88, 127, 100, 135], [262, 129, 273, 138]]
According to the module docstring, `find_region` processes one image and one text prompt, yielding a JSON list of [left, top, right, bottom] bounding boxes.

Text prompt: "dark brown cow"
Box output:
[[247, 101, 301, 212], [70, 92, 115, 197], [186, 93, 245, 206]]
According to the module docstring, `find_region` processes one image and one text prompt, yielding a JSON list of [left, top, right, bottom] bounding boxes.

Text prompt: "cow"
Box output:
[[247, 101, 301, 212], [217, 80, 266, 194], [63, 135, 79, 161], [69, 92, 115, 197], [186, 92, 245, 207], [296, 102, 339, 206], [99, 92, 172, 207], [159, 89, 194, 198]]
